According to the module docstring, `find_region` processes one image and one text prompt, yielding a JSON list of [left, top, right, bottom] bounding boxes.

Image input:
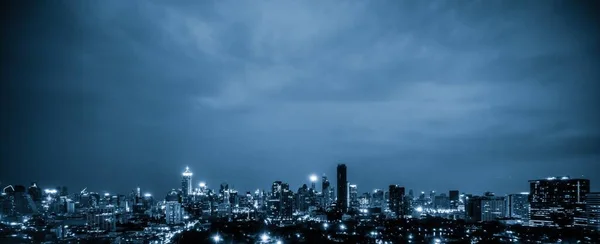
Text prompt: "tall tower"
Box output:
[[337, 164, 348, 213], [322, 175, 331, 207], [181, 167, 193, 197]]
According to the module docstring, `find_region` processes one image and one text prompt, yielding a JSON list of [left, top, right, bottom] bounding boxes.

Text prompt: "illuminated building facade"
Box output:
[[466, 192, 506, 222], [87, 206, 116, 231], [507, 193, 530, 221], [165, 190, 183, 225], [349, 184, 359, 211], [586, 192, 600, 230], [181, 167, 193, 197], [337, 164, 348, 213], [529, 177, 589, 227]]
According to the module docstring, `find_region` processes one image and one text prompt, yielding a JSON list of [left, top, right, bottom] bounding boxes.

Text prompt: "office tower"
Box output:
[[281, 183, 294, 219], [181, 167, 193, 197], [371, 189, 384, 209], [434, 194, 450, 209], [449, 190, 459, 209], [507, 193, 530, 221], [529, 177, 590, 227], [13, 185, 37, 214], [268, 181, 283, 218], [359, 192, 371, 210], [337, 164, 348, 212], [27, 183, 42, 203], [165, 190, 183, 225], [466, 192, 506, 222], [586, 192, 600, 230], [389, 185, 405, 217], [349, 184, 359, 211], [322, 175, 332, 208], [296, 184, 310, 212], [87, 206, 116, 231]]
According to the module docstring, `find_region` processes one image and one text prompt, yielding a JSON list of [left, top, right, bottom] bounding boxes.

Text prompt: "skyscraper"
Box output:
[[587, 192, 600, 230], [371, 189, 384, 209], [349, 184, 359, 211], [466, 192, 506, 222], [507, 193, 530, 221], [181, 167, 193, 197], [529, 177, 589, 227], [321, 175, 332, 208], [337, 164, 348, 213], [165, 190, 183, 225], [449, 190, 459, 209], [389, 185, 405, 217]]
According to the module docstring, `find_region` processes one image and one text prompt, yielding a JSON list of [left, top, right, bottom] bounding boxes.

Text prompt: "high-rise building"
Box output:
[[349, 184, 359, 211], [281, 183, 294, 219], [434, 194, 450, 209], [165, 190, 183, 225], [466, 192, 505, 222], [181, 167, 193, 197], [529, 177, 589, 227], [389, 185, 405, 217], [322, 175, 333, 208], [268, 181, 282, 218], [449, 190, 459, 209], [87, 206, 116, 231], [506, 193, 530, 221], [337, 164, 348, 212], [371, 189, 384, 209], [586, 192, 600, 230]]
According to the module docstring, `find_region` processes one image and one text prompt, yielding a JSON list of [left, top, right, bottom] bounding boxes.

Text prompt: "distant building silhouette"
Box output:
[[337, 164, 348, 213], [389, 185, 405, 217]]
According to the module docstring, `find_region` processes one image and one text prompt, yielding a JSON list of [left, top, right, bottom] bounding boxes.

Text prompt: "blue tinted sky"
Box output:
[[1, 0, 599, 196]]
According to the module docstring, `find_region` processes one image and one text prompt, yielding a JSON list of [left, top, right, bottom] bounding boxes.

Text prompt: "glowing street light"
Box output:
[[212, 234, 222, 243], [309, 174, 318, 182], [340, 224, 346, 231], [260, 233, 270, 242]]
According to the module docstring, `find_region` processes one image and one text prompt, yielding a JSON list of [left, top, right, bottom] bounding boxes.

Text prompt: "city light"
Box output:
[[182, 166, 193, 177], [199, 182, 206, 188], [212, 234, 221, 243], [260, 233, 270, 242], [144, 193, 152, 197], [104, 192, 110, 197], [416, 206, 423, 212], [340, 224, 346, 231], [276, 240, 283, 244], [309, 174, 318, 182], [323, 223, 329, 229], [434, 238, 441, 243], [44, 189, 57, 194]]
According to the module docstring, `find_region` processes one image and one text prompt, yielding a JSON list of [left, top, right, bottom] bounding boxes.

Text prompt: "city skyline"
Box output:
[[2, 1, 600, 196]]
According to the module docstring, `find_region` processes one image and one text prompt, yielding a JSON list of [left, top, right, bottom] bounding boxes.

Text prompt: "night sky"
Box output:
[[1, 0, 599, 196]]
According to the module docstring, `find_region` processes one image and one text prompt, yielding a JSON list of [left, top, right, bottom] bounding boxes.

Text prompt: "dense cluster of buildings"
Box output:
[[1, 164, 599, 242]]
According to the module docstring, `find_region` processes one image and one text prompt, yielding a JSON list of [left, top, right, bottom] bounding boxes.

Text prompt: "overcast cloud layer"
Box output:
[[2, 0, 599, 195]]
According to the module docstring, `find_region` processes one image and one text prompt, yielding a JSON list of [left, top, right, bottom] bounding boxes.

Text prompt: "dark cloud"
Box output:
[[1, 0, 599, 195]]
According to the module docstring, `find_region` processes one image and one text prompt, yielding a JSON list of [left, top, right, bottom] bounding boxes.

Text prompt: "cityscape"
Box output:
[[1, 164, 599, 243], [2, 0, 600, 243]]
